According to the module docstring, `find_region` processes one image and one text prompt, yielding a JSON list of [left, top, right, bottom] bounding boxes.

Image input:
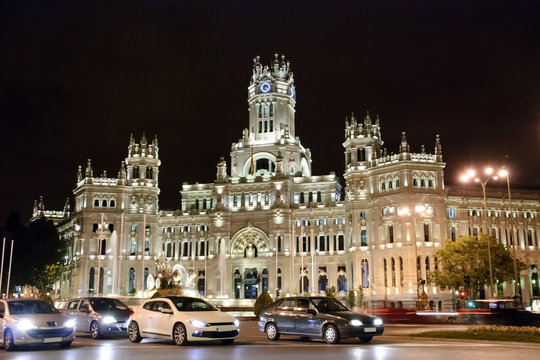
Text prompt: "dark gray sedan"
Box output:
[[61, 297, 132, 339], [258, 297, 384, 344]]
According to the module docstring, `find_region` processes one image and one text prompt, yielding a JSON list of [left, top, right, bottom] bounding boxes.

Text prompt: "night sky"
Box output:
[[2, 0, 540, 224]]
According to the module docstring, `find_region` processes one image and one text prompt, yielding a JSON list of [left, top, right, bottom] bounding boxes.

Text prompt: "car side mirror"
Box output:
[[307, 309, 317, 316], [161, 308, 173, 314]]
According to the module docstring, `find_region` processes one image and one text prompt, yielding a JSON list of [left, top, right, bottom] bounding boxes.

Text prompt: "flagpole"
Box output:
[[6, 240, 14, 298], [0, 238, 5, 297]]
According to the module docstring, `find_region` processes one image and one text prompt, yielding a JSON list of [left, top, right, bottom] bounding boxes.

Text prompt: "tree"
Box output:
[[6, 216, 67, 294], [326, 286, 337, 298], [356, 286, 365, 308], [431, 234, 525, 299], [254, 290, 274, 317], [347, 289, 355, 308]]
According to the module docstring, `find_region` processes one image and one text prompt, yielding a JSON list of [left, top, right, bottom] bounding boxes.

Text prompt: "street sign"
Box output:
[[421, 291, 428, 307]]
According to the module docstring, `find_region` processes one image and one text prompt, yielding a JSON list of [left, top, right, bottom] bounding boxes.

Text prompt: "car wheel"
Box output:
[[359, 336, 373, 343], [90, 321, 102, 339], [265, 323, 280, 341], [60, 341, 72, 348], [128, 321, 142, 343], [323, 324, 340, 344], [4, 329, 15, 351], [173, 323, 188, 346], [221, 339, 235, 344]]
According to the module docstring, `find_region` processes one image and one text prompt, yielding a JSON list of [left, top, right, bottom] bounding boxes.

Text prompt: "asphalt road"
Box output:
[[1, 321, 538, 360]]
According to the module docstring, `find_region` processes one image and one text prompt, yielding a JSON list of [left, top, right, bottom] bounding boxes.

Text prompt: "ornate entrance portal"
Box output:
[[230, 225, 269, 299]]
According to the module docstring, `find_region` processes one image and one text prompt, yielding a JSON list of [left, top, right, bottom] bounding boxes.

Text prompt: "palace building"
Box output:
[[35, 55, 540, 309]]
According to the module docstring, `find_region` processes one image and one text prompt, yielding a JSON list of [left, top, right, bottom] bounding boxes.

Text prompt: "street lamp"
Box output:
[[499, 169, 521, 306], [461, 167, 498, 298]]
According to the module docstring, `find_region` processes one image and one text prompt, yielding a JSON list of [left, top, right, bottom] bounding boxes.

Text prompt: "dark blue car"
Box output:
[[258, 296, 384, 344]]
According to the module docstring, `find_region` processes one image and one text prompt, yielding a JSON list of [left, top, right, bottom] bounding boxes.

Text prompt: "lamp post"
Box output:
[[461, 168, 497, 298], [274, 247, 278, 298], [499, 169, 521, 306]]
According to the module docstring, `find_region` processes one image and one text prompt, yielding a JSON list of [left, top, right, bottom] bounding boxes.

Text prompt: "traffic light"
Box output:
[[460, 291, 466, 299]]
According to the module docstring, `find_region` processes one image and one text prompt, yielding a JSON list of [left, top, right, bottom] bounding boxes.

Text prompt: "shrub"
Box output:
[[326, 286, 337, 298], [348, 289, 355, 308], [254, 291, 273, 317], [38, 293, 54, 305]]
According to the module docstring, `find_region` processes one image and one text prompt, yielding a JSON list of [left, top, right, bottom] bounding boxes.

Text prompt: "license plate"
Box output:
[[43, 337, 62, 343], [216, 326, 233, 332], [364, 327, 376, 333]]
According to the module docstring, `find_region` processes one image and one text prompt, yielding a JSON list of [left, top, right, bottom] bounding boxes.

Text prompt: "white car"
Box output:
[[0, 299, 76, 351], [127, 296, 239, 345]]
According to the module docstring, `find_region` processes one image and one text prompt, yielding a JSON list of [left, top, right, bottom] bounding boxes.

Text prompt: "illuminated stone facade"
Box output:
[[38, 55, 540, 308]]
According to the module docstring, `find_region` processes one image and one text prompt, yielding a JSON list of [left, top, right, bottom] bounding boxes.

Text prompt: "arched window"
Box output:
[[144, 240, 150, 256], [361, 230, 368, 246], [133, 166, 139, 178], [384, 259, 388, 287], [102, 199, 107, 207], [127, 239, 135, 257], [269, 103, 274, 117], [391, 258, 396, 287], [198, 271, 206, 295], [361, 260, 369, 288], [426, 256, 431, 284], [144, 267, 149, 290], [421, 178, 426, 187], [98, 267, 104, 294], [338, 235, 345, 251], [94, 199, 100, 207], [146, 167, 153, 180], [299, 192, 305, 203], [128, 268, 135, 294], [258, 104, 262, 118], [100, 239, 106, 255], [166, 243, 172, 257], [337, 266, 347, 292], [318, 235, 325, 251], [318, 267, 328, 292], [388, 181, 393, 189], [428, 179, 434, 188], [399, 257, 404, 286], [110, 200, 116, 208], [131, 224, 137, 232], [89, 267, 95, 293], [93, 223, 99, 232], [451, 227, 456, 241], [413, 177, 419, 187], [395, 178, 400, 188], [381, 182, 386, 191]]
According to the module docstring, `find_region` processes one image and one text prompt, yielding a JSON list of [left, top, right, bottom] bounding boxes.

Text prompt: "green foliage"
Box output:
[[6, 216, 68, 294], [253, 290, 274, 317], [347, 289, 355, 308], [38, 293, 54, 305], [326, 286, 337, 298], [34, 263, 64, 293], [356, 286, 365, 308], [431, 234, 526, 298]]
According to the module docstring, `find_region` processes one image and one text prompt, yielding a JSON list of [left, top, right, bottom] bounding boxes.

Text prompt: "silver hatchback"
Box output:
[[61, 297, 132, 339], [0, 299, 76, 351]]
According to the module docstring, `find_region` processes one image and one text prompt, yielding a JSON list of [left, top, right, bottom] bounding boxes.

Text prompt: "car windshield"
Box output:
[[90, 298, 129, 311], [170, 298, 217, 312], [8, 300, 59, 315], [311, 298, 349, 313]]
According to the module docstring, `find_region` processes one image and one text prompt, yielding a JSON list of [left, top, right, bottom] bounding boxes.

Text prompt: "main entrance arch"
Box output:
[[230, 224, 269, 299]]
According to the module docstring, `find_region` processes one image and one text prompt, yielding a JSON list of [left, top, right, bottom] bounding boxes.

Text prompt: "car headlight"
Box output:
[[374, 318, 383, 326], [190, 319, 209, 328], [234, 319, 240, 327], [102, 316, 116, 324], [64, 319, 76, 328], [17, 318, 37, 331], [350, 319, 363, 326]]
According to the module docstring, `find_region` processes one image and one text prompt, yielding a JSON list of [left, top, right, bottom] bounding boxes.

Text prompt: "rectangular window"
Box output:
[[269, 120, 273, 132], [258, 121, 262, 133], [264, 121, 268, 132], [424, 224, 430, 242], [388, 225, 394, 244]]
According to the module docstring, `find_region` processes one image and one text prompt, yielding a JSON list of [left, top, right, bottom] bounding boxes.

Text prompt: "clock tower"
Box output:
[[230, 54, 311, 178]]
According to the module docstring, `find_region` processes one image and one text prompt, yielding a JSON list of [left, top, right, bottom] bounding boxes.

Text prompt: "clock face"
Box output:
[[260, 82, 271, 93]]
